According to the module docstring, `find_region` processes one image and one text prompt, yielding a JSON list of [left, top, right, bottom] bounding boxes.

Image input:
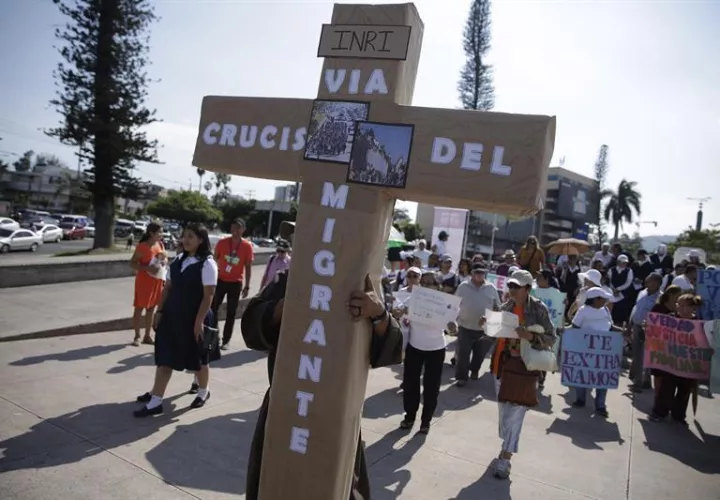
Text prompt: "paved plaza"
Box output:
[[0, 326, 718, 499]]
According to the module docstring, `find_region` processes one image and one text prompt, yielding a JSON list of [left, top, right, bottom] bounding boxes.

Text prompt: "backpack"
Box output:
[[241, 269, 289, 351]]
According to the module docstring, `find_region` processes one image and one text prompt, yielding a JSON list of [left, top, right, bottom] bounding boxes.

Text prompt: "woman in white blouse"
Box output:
[[134, 223, 219, 417], [397, 271, 451, 434], [570, 287, 624, 418]]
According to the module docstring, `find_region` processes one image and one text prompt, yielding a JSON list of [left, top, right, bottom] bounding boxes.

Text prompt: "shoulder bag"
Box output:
[[520, 339, 558, 372], [497, 355, 540, 407]]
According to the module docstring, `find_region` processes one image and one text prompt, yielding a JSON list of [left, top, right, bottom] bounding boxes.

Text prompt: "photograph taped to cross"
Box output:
[[347, 120, 414, 188], [190, 3, 556, 499], [304, 99, 370, 164]]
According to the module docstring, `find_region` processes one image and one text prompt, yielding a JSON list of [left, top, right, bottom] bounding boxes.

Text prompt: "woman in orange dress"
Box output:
[[130, 222, 165, 346]]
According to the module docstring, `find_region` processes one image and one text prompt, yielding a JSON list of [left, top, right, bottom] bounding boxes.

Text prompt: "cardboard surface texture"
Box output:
[[191, 3, 556, 499]]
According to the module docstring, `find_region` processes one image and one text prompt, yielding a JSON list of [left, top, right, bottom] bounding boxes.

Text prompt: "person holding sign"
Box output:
[[489, 270, 555, 480], [397, 271, 452, 434], [649, 294, 711, 425], [569, 287, 624, 417], [453, 264, 501, 386]]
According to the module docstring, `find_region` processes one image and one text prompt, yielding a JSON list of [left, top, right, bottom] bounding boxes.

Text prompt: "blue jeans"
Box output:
[[575, 387, 607, 410]]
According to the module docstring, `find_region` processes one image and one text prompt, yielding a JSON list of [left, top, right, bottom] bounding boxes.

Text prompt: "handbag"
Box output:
[[497, 355, 539, 407], [520, 339, 558, 372], [201, 324, 220, 352]]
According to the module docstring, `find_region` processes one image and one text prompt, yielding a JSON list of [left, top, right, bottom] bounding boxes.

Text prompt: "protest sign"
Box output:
[[644, 313, 713, 380], [697, 269, 720, 320], [560, 328, 623, 389], [392, 290, 412, 307], [710, 320, 720, 394], [484, 310, 519, 338], [485, 272, 508, 293], [532, 287, 567, 328], [407, 286, 461, 329]]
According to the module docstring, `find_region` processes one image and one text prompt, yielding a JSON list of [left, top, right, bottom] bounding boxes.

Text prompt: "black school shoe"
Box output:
[[190, 392, 211, 409], [419, 422, 431, 434], [134, 404, 163, 418], [136, 392, 152, 403], [189, 383, 199, 394]]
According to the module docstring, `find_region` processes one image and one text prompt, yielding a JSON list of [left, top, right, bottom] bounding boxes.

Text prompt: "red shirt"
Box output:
[[216, 237, 254, 283]]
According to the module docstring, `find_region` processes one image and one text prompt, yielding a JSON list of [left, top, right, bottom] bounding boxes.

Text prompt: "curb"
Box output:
[[0, 299, 251, 343]]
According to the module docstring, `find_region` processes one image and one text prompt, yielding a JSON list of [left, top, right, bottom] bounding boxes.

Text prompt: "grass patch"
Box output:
[[53, 246, 131, 257]]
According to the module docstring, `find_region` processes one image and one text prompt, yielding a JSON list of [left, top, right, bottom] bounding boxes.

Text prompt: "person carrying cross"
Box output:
[[240, 221, 403, 499]]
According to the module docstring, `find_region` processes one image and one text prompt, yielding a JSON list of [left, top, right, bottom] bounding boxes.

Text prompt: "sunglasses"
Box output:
[[407, 273, 420, 279], [507, 283, 521, 290]]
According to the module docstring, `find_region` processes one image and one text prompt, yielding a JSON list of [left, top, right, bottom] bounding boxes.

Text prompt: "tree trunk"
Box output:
[[613, 223, 620, 241], [94, 195, 114, 248]]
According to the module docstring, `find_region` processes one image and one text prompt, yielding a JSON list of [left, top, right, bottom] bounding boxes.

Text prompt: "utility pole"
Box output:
[[634, 220, 657, 234], [687, 197, 711, 231]]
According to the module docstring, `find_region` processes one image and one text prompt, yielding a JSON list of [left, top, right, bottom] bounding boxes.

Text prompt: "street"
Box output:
[[0, 238, 97, 263]]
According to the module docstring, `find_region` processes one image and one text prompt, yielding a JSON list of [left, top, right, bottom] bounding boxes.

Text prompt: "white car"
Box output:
[[0, 228, 44, 253], [85, 225, 95, 238], [0, 217, 20, 231], [37, 224, 63, 243]]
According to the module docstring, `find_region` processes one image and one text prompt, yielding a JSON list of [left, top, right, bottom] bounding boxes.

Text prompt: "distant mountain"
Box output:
[[642, 235, 677, 251]]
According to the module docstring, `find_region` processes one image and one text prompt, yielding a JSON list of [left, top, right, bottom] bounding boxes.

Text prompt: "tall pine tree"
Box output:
[[458, 0, 495, 111], [593, 144, 610, 244], [47, 0, 160, 248]]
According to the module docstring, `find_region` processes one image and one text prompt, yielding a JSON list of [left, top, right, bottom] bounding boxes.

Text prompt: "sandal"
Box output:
[[142, 336, 155, 345], [131, 336, 141, 347]]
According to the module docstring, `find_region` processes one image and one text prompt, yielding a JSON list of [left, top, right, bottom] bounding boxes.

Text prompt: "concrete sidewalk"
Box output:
[[0, 265, 266, 341], [0, 330, 718, 499]]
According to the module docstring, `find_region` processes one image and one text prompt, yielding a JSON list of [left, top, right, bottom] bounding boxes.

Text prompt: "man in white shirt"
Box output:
[[592, 243, 614, 269], [672, 264, 697, 292], [453, 264, 501, 386]]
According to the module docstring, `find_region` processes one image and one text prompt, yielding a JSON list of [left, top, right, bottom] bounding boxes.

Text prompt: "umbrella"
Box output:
[[388, 226, 407, 248], [546, 238, 591, 256]]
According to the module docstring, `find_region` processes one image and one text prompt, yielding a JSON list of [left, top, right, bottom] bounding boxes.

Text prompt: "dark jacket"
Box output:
[[241, 270, 404, 500]]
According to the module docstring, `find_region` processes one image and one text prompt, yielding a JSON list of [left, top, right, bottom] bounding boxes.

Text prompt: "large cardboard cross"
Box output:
[[193, 3, 555, 498]]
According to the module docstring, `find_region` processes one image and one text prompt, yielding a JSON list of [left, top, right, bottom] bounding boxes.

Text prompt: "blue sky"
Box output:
[[1, 0, 718, 235]]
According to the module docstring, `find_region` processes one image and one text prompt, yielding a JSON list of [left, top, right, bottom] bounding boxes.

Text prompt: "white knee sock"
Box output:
[[146, 395, 163, 409], [197, 387, 209, 400]]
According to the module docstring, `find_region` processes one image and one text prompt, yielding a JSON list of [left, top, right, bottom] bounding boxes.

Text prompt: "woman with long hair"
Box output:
[[517, 235, 545, 275], [457, 258, 472, 283], [134, 223, 219, 416], [129, 222, 165, 346]]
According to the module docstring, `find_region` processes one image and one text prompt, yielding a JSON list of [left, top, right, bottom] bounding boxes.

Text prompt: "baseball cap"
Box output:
[[231, 217, 246, 227], [440, 254, 453, 262], [537, 268, 554, 281], [617, 255, 629, 263], [507, 270, 534, 288], [406, 266, 421, 276], [276, 239, 290, 251]]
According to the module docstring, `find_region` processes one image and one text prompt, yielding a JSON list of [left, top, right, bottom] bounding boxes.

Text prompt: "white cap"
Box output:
[[617, 255, 629, 263], [507, 270, 534, 288], [508, 266, 520, 275], [688, 249, 700, 258], [406, 266, 421, 275], [586, 286, 613, 301], [579, 269, 603, 287]]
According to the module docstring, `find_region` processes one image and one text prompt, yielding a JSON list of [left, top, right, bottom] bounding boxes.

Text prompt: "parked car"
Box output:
[[0, 228, 43, 253], [60, 215, 89, 227], [37, 224, 63, 243], [59, 222, 87, 240], [0, 217, 20, 231], [85, 224, 95, 238]]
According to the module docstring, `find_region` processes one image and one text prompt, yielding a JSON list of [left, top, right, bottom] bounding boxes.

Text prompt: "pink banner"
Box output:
[[644, 313, 713, 380]]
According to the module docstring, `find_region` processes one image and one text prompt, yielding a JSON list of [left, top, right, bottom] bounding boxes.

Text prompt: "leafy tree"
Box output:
[[219, 198, 255, 231], [146, 190, 221, 224], [213, 172, 232, 204], [458, 0, 495, 111], [395, 221, 424, 242], [393, 207, 411, 224], [203, 180, 213, 197], [603, 179, 641, 241], [196, 167, 206, 192], [593, 144, 609, 244], [35, 153, 67, 168], [13, 150, 34, 173], [47, 0, 160, 248], [668, 228, 720, 264]]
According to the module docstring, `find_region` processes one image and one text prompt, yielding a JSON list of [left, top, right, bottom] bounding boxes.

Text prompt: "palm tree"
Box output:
[[603, 179, 642, 241], [196, 168, 206, 192]]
